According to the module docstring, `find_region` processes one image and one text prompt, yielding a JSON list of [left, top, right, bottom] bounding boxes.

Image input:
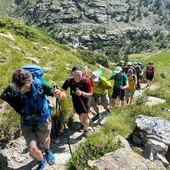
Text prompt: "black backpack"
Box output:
[[137, 62, 144, 70]]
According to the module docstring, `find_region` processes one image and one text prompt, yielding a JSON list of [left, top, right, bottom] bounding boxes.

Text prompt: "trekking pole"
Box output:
[[55, 86, 73, 156], [75, 88, 95, 131]]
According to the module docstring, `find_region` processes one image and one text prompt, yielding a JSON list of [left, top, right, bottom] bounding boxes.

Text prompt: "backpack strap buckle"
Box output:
[[38, 85, 43, 94]]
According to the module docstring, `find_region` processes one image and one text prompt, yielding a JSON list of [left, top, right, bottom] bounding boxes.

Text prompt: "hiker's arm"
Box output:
[[54, 88, 67, 99], [0, 98, 5, 105], [77, 78, 93, 98], [120, 82, 129, 90], [76, 89, 93, 97], [120, 75, 129, 89]]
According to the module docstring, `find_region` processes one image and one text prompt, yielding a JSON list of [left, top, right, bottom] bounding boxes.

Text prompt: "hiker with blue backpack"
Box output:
[[55, 66, 93, 137], [0, 65, 57, 170], [90, 70, 112, 121], [108, 66, 129, 108]]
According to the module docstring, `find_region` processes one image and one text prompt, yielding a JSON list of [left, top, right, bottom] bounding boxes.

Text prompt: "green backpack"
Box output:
[[95, 69, 104, 77]]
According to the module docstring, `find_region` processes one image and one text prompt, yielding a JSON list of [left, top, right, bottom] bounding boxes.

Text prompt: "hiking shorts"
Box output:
[[111, 87, 125, 101], [92, 93, 110, 109], [146, 74, 154, 81], [72, 96, 91, 115], [22, 116, 51, 148], [125, 88, 135, 97]]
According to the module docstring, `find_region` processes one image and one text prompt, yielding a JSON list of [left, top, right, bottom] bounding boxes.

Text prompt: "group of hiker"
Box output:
[[0, 61, 155, 170]]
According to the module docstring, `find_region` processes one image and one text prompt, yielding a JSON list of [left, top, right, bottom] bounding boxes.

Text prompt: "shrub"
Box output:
[[67, 131, 121, 169]]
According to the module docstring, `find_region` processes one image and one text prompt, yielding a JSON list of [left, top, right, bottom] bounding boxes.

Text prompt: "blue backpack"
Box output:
[[4, 64, 49, 123], [22, 64, 44, 94]]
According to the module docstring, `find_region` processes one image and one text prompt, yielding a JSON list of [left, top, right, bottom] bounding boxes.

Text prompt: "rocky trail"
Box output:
[[0, 83, 165, 170]]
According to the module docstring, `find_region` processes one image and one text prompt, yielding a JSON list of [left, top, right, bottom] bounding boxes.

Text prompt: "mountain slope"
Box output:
[[3, 0, 170, 61]]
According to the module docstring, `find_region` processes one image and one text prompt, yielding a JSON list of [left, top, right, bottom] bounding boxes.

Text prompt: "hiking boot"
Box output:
[[45, 149, 56, 165], [92, 114, 101, 122], [36, 157, 46, 170], [83, 129, 90, 137]]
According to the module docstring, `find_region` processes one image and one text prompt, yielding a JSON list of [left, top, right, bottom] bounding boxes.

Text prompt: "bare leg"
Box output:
[[110, 98, 116, 108], [92, 102, 99, 114], [43, 136, 50, 150], [79, 113, 89, 130], [29, 144, 43, 161]]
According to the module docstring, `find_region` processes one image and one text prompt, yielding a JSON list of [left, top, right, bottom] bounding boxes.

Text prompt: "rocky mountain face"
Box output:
[[7, 0, 170, 60]]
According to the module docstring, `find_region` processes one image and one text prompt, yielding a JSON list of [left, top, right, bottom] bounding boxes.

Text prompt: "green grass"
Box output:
[[128, 51, 157, 59]]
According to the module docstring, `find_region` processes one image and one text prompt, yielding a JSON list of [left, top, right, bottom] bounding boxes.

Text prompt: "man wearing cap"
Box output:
[[91, 71, 112, 121], [55, 66, 93, 136], [124, 62, 136, 75], [108, 66, 129, 107]]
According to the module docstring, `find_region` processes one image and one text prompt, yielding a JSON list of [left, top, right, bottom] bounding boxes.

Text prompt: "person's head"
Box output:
[[12, 69, 32, 94], [119, 60, 124, 66], [71, 66, 84, 83], [133, 62, 137, 65], [91, 71, 100, 82], [114, 66, 122, 75], [127, 62, 132, 68], [149, 61, 154, 65], [127, 69, 133, 75]]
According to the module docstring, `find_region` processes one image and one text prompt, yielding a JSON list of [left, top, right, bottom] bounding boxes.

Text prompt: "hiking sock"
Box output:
[[36, 157, 46, 170]]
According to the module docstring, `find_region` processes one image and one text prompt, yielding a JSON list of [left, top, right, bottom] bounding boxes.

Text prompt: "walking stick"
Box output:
[[75, 88, 95, 131]]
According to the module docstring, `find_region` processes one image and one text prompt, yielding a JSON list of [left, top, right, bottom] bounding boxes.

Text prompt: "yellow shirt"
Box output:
[[128, 75, 136, 89]]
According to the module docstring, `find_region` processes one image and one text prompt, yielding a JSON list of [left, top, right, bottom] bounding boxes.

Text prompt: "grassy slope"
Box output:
[[0, 17, 97, 88]]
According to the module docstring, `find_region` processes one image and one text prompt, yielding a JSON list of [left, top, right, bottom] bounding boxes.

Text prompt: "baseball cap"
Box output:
[[119, 60, 124, 64], [91, 71, 100, 82], [114, 66, 122, 73], [127, 62, 132, 66], [72, 66, 83, 72]]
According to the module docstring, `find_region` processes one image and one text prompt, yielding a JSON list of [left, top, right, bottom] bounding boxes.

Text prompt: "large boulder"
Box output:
[[132, 115, 170, 166], [88, 148, 165, 170]]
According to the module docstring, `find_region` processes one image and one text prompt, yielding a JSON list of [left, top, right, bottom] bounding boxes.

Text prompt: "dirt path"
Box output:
[[0, 109, 104, 170]]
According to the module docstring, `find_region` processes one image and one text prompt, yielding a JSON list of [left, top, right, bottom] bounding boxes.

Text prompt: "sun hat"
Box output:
[[114, 66, 122, 73], [91, 71, 100, 82], [133, 62, 137, 65]]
